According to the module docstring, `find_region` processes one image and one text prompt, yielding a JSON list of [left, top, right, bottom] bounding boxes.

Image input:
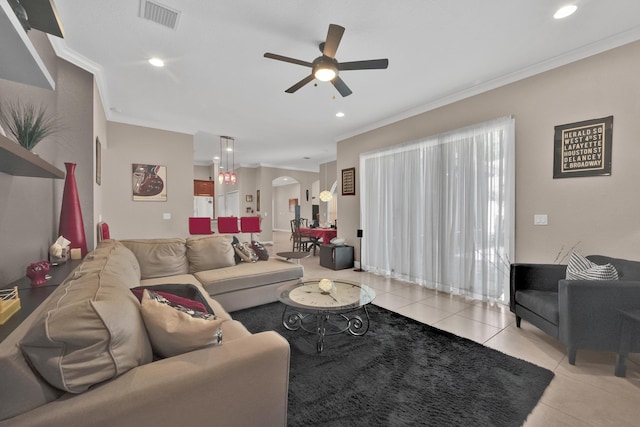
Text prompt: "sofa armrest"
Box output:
[[2, 331, 290, 427], [509, 263, 566, 311], [558, 279, 640, 353]]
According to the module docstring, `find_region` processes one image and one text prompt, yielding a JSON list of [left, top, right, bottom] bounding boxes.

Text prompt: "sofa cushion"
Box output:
[[139, 275, 232, 321], [566, 252, 618, 280], [186, 235, 236, 272], [132, 288, 208, 313], [132, 283, 216, 313], [515, 290, 559, 325], [195, 259, 303, 296], [0, 318, 63, 421], [20, 245, 153, 394], [121, 238, 189, 279], [140, 290, 225, 358]]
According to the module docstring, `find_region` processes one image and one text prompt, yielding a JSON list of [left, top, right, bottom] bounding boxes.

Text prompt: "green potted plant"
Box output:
[[0, 101, 59, 151]]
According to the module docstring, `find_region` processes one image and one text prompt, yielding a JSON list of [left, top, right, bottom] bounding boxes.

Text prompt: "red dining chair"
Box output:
[[240, 216, 262, 241], [217, 217, 239, 234], [189, 217, 213, 235]]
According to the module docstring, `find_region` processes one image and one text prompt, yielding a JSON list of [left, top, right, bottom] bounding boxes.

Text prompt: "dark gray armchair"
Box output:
[[510, 255, 640, 366]]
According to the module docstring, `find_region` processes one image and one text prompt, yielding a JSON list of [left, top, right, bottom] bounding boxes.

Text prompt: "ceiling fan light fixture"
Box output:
[[315, 66, 337, 82], [264, 23, 388, 96], [313, 56, 338, 81]]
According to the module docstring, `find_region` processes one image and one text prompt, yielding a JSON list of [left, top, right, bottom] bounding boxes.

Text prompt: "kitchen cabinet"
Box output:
[[194, 180, 214, 196]]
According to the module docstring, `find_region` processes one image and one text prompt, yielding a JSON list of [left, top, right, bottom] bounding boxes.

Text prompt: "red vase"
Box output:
[[59, 162, 88, 256]]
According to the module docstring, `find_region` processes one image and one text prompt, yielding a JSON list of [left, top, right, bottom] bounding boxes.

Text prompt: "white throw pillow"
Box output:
[[140, 290, 224, 358]]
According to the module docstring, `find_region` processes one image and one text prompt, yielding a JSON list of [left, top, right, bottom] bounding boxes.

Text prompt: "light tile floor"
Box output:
[[266, 231, 640, 426]]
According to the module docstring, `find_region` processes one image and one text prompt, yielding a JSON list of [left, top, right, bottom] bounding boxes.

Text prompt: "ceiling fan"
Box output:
[[264, 24, 389, 97]]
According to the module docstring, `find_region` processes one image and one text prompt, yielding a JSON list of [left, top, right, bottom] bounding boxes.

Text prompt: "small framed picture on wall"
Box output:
[[95, 137, 101, 186], [553, 116, 613, 179], [132, 164, 167, 201], [342, 167, 356, 196]]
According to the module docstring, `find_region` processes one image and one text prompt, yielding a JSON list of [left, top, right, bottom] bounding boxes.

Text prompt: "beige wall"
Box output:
[[338, 40, 640, 264], [193, 165, 213, 181], [0, 33, 95, 283], [273, 183, 300, 231], [93, 82, 107, 244], [102, 122, 194, 239]]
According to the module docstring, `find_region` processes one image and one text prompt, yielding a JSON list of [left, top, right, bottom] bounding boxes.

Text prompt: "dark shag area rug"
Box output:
[[232, 302, 554, 427]]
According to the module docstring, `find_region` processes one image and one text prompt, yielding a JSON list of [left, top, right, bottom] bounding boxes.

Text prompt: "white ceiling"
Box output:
[[49, 0, 640, 172]]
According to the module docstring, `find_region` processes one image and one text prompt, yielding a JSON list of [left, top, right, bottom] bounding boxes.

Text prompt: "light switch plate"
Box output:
[[163, 213, 171, 220], [534, 214, 548, 225]]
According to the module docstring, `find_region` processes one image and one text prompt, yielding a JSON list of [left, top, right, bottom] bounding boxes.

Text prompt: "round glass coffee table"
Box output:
[[276, 251, 311, 264], [277, 278, 376, 353]]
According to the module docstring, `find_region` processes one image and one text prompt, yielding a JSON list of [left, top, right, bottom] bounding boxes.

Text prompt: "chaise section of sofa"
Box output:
[[195, 259, 303, 311]]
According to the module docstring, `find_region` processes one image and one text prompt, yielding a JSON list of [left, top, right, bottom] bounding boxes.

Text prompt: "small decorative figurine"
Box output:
[[26, 261, 50, 286]]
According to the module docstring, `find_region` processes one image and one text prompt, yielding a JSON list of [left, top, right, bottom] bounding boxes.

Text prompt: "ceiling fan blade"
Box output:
[[285, 74, 315, 93], [322, 24, 345, 58], [331, 76, 352, 97], [264, 53, 313, 68], [338, 59, 389, 71]]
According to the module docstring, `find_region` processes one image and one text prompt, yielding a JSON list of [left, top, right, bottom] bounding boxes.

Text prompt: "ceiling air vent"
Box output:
[[139, 0, 180, 30]]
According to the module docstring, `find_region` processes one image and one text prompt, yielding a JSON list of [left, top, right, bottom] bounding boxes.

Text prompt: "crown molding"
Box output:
[[337, 26, 640, 143]]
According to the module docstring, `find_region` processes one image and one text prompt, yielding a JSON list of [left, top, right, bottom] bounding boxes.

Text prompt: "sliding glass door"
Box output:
[[360, 116, 515, 303]]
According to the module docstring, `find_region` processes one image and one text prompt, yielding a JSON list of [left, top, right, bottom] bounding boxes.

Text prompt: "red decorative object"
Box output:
[[59, 163, 88, 256], [26, 261, 50, 286]]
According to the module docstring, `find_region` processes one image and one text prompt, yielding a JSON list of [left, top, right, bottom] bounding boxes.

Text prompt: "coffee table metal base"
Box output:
[[281, 305, 370, 353]]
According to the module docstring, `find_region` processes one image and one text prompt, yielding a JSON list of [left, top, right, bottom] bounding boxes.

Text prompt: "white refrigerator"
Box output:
[[193, 196, 214, 218]]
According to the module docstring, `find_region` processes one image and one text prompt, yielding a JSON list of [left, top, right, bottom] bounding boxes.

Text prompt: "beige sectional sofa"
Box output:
[[0, 236, 302, 426]]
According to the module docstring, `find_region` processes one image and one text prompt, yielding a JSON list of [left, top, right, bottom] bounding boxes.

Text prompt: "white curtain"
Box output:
[[360, 116, 515, 303]]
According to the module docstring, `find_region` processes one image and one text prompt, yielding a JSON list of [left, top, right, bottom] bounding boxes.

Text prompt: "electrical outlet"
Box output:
[[163, 213, 171, 220], [534, 214, 548, 225]]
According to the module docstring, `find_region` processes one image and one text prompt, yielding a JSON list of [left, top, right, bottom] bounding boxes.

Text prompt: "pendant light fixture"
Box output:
[[218, 136, 237, 185]]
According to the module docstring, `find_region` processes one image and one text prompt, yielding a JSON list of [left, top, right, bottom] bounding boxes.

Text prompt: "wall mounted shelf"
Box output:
[[0, 0, 55, 89], [0, 134, 64, 179]]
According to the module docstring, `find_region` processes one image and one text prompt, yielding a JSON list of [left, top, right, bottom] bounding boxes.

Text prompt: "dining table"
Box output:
[[299, 227, 337, 254]]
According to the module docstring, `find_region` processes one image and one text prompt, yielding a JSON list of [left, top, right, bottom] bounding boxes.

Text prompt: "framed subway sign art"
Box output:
[[553, 116, 613, 178]]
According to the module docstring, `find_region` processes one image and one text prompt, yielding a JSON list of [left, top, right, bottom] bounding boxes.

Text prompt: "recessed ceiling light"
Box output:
[[554, 5, 577, 19], [148, 57, 165, 67], [336, 112, 345, 118], [213, 156, 220, 160]]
